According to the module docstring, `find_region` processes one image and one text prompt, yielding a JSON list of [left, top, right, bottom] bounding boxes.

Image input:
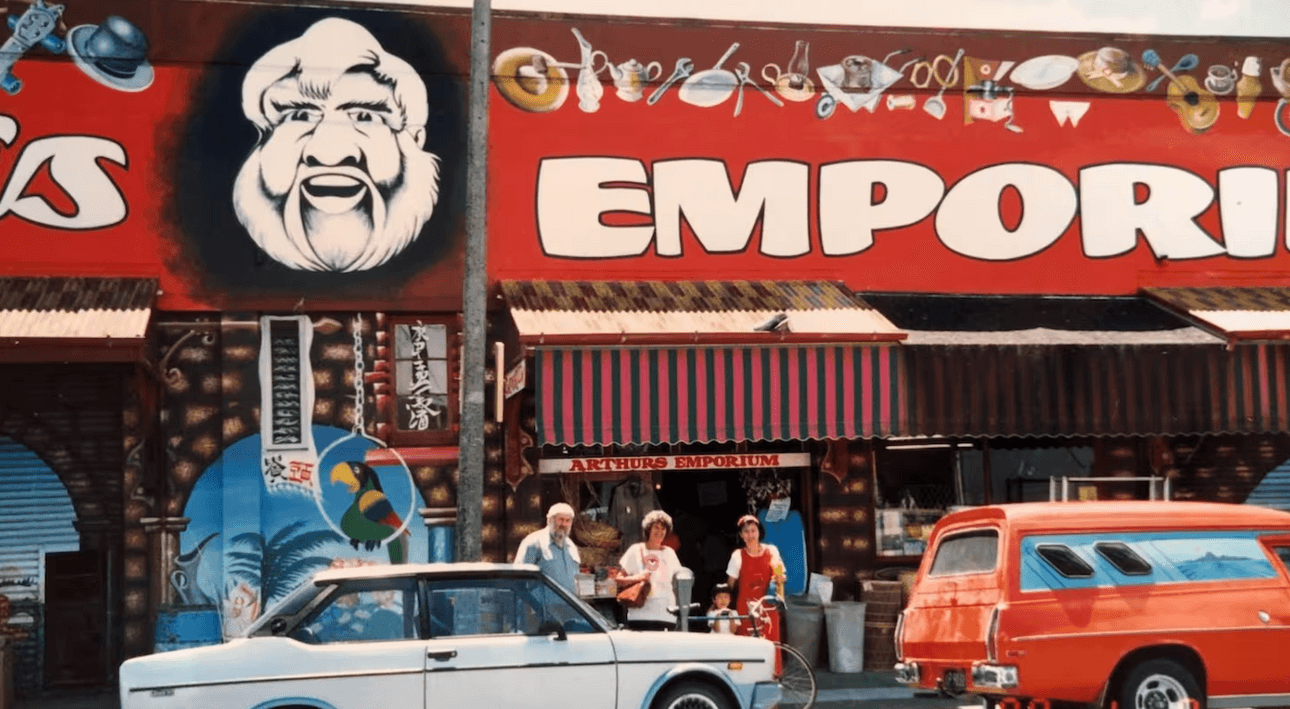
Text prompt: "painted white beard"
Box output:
[[233, 138, 441, 272], [551, 528, 569, 547]]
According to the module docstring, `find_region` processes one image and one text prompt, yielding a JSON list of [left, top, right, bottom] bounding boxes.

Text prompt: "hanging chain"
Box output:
[[352, 314, 365, 435]]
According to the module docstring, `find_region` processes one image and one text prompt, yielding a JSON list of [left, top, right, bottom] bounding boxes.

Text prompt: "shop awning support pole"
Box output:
[[458, 0, 491, 561]]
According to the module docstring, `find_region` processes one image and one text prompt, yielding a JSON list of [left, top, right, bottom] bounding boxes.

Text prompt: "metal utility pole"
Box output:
[[457, 0, 490, 561]]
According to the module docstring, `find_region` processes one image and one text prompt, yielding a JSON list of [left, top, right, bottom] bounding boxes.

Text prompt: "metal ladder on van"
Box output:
[[1049, 475, 1171, 502]]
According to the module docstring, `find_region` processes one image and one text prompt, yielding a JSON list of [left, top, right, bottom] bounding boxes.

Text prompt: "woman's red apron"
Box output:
[[733, 547, 782, 674]]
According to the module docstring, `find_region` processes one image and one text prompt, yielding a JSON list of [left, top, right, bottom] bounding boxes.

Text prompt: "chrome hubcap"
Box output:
[[1135, 673, 1190, 709], [664, 693, 720, 709]]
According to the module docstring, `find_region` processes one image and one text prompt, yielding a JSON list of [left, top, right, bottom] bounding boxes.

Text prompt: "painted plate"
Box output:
[[1010, 55, 1080, 91]]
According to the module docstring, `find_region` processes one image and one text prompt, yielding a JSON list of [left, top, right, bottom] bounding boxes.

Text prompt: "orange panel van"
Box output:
[[894, 500, 1290, 709]]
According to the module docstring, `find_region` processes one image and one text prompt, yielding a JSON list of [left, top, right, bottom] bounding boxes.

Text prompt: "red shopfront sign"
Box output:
[[487, 17, 1290, 295]]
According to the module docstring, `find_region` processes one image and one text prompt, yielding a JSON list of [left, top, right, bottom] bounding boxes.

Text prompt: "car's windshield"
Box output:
[[243, 579, 325, 637]]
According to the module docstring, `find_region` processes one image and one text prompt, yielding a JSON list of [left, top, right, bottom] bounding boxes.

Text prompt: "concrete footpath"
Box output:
[[13, 670, 946, 709]]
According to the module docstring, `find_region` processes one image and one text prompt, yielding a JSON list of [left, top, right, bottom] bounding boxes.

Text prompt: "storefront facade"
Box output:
[[484, 9, 1290, 606], [3, 0, 1290, 696], [0, 0, 480, 696]]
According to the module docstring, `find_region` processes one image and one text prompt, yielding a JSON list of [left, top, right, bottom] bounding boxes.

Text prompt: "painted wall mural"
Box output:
[[152, 312, 434, 649], [0, 1, 469, 311], [486, 19, 1290, 295], [176, 424, 425, 641]]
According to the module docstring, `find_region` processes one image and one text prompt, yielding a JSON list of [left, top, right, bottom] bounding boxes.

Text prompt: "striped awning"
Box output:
[[1145, 287, 1290, 344], [535, 345, 904, 446], [0, 277, 157, 362]]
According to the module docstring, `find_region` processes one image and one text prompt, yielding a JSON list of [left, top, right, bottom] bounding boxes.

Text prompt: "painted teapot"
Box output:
[[607, 58, 663, 102]]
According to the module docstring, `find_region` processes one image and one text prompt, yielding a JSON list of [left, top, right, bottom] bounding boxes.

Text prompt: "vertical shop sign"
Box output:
[[395, 323, 449, 431], [259, 316, 318, 495]]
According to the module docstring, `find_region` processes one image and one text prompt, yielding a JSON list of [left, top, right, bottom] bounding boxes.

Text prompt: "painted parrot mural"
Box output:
[[328, 461, 411, 564]]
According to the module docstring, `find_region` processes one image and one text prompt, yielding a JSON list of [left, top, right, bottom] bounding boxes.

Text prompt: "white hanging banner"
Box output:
[[259, 315, 318, 496]]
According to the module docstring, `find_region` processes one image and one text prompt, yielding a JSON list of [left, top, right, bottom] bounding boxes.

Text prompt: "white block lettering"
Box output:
[[1080, 164, 1223, 259], [536, 157, 653, 258], [1218, 167, 1278, 258], [819, 160, 943, 256], [936, 164, 1075, 260], [653, 159, 809, 257]]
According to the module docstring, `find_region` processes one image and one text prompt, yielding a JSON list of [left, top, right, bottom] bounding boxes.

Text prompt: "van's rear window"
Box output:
[[1036, 544, 1095, 578], [929, 530, 998, 576]]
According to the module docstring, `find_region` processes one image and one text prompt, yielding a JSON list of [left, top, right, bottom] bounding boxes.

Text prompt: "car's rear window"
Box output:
[[1094, 541, 1152, 575], [929, 530, 999, 576], [1036, 544, 1094, 578]]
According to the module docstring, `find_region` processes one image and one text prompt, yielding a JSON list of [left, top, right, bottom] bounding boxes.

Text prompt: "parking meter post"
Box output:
[[674, 568, 695, 632]]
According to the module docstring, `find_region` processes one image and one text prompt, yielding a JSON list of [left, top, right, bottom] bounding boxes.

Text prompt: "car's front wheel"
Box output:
[[654, 680, 731, 709], [1117, 658, 1203, 709]]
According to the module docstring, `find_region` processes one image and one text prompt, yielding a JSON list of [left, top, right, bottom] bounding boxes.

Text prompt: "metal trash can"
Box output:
[[784, 594, 824, 668], [824, 601, 867, 673]]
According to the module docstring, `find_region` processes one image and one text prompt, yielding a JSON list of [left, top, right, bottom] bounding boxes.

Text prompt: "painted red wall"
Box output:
[[487, 14, 1290, 295]]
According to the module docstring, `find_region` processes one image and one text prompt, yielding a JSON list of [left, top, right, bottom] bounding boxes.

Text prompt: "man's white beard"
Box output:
[[550, 527, 569, 547], [233, 134, 440, 272]]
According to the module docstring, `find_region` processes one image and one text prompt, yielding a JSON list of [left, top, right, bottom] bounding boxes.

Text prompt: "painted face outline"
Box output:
[[232, 17, 441, 274]]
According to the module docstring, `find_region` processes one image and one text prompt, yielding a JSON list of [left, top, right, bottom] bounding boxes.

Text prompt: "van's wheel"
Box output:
[[1118, 659, 1203, 709], [654, 681, 731, 709]]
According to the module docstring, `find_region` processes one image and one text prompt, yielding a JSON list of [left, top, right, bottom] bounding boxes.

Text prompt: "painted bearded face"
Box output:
[[233, 33, 439, 273]]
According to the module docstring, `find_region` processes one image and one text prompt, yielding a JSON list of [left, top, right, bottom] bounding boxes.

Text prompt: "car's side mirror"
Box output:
[[269, 617, 288, 636], [537, 620, 567, 641]]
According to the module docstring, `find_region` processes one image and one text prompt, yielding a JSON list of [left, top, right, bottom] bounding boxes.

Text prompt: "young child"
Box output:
[[708, 583, 737, 634]]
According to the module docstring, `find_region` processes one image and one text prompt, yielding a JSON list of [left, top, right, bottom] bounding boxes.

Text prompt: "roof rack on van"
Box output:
[[1048, 475, 1170, 502]]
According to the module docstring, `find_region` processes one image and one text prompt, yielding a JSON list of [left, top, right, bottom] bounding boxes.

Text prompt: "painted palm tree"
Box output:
[[227, 520, 345, 606]]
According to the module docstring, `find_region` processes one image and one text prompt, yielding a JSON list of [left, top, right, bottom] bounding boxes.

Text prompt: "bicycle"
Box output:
[[680, 595, 818, 709]]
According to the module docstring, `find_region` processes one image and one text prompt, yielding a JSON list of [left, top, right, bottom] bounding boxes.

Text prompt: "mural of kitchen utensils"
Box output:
[[732, 62, 784, 115], [649, 57, 694, 105], [1010, 55, 1079, 90], [762, 40, 814, 102], [571, 27, 609, 112], [608, 58, 663, 102], [963, 57, 1023, 132], [922, 49, 964, 119], [492, 46, 574, 113], [490, 31, 1290, 139], [815, 49, 921, 119], [676, 42, 742, 108]]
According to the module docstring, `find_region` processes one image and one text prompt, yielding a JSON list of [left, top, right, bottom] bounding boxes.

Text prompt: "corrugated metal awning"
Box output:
[[1144, 286, 1290, 344], [864, 294, 1279, 437], [0, 277, 157, 362], [501, 280, 905, 345], [534, 344, 904, 446], [903, 343, 1290, 437]]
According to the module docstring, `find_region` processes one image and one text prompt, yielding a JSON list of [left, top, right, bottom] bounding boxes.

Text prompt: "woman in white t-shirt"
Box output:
[[617, 510, 685, 630]]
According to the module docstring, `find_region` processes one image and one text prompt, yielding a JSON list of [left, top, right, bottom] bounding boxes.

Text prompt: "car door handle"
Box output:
[[428, 649, 458, 661]]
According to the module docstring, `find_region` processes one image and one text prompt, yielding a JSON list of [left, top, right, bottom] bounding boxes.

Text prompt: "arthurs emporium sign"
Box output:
[[538, 452, 812, 474]]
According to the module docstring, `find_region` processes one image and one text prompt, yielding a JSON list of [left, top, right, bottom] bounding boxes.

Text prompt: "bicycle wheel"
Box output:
[[773, 642, 817, 709]]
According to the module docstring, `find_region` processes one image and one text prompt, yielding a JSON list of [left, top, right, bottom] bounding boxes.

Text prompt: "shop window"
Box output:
[[928, 530, 998, 577], [1094, 542, 1152, 575], [389, 318, 456, 443], [1035, 544, 1094, 578]]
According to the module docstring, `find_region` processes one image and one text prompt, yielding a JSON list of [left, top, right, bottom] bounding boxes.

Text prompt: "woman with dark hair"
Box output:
[[726, 514, 787, 646], [618, 509, 685, 630]]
